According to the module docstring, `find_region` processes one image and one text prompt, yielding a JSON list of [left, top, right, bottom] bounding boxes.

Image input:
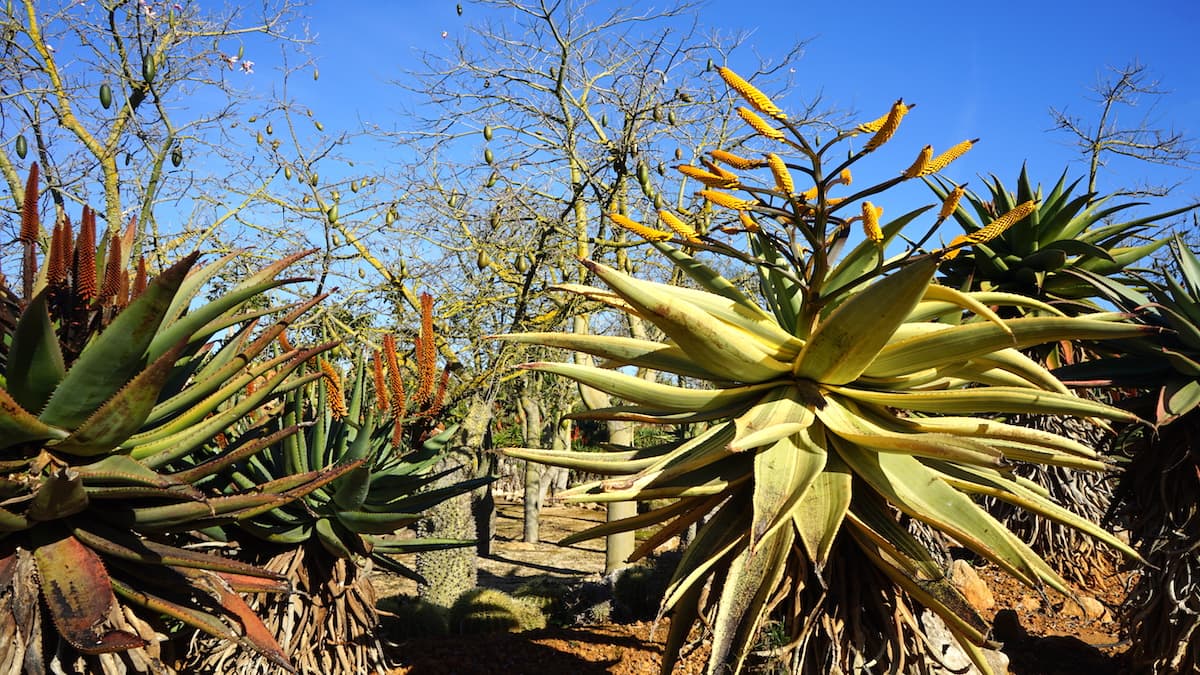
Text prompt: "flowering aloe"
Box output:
[[0, 165, 345, 673], [499, 74, 1155, 673], [190, 294, 489, 674]]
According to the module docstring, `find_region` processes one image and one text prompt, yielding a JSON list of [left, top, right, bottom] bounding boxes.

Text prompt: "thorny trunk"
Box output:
[[520, 391, 545, 543]]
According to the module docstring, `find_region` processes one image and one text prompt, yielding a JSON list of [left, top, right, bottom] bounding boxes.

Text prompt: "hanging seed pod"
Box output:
[[313, 68, 320, 81], [457, 3, 463, 15], [484, 148, 494, 165], [674, 147, 683, 161], [485, 171, 498, 188], [99, 83, 113, 109], [637, 163, 650, 186], [171, 145, 183, 167], [601, 113, 608, 127], [448, 194, 458, 208], [284, 166, 293, 180], [476, 250, 490, 270], [515, 255, 529, 273], [256, 131, 263, 145], [314, 121, 324, 132], [653, 107, 662, 123], [385, 208, 397, 225], [656, 162, 665, 176], [350, 180, 359, 193], [706, 58, 714, 72], [331, 189, 340, 202], [15, 135, 27, 159], [142, 54, 157, 82], [483, 125, 493, 141], [667, 110, 677, 125], [326, 204, 338, 224], [309, 172, 319, 187], [358, 267, 366, 279], [265, 123, 273, 135], [490, 211, 500, 228], [398, 260, 407, 277], [248, 115, 258, 123]]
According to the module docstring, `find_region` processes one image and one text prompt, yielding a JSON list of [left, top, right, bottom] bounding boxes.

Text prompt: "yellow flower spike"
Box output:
[[700, 189, 758, 211], [765, 153, 794, 194], [737, 107, 785, 141], [676, 164, 739, 188], [941, 199, 1036, 259], [319, 359, 348, 420], [862, 201, 884, 242], [924, 138, 978, 175], [901, 145, 933, 179], [799, 186, 819, 202], [609, 212, 673, 242], [840, 168, 853, 186], [863, 99, 909, 152], [658, 210, 701, 243], [700, 157, 739, 181], [718, 66, 787, 119], [938, 184, 967, 220], [711, 149, 764, 170], [737, 210, 761, 233]]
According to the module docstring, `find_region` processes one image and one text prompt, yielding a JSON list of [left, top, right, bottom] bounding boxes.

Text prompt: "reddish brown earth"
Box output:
[[379, 501, 1130, 674]]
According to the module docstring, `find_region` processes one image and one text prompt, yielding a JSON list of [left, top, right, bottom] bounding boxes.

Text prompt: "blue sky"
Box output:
[[282, 0, 1198, 225]]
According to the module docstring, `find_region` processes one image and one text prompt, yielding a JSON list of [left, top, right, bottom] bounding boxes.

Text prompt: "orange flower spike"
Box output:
[[383, 333, 406, 418], [132, 255, 148, 298], [426, 368, 451, 419], [924, 139, 978, 175], [19, 163, 39, 245], [372, 349, 391, 413], [861, 202, 884, 242], [710, 149, 763, 170], [98, 234, 122, 305], [718, 66, 787, 120], [863, 99, 909, 152], [736, 107, 785, 141], [74, 206, 97, 301], [414, 293, 438, 408], [765, 153, 794, 194], [319, 359, 348, 420], [658, 210, 700, 243], [901, 145, 933, 179], [47, 220, 68, 286], [609, 212, 672, 242]]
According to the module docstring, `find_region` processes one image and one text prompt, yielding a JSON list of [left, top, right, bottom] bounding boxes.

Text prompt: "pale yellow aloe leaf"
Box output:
[[708, 526, 796, 674], [792, 433, 851, 571]]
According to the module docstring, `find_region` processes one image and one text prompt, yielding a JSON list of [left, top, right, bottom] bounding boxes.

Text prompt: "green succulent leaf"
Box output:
[[7, 291, 66, 412]]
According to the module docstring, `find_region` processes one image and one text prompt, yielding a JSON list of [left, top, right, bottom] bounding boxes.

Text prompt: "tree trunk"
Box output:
[[519, 391, 545, 543], [605, 419, 636, 573]]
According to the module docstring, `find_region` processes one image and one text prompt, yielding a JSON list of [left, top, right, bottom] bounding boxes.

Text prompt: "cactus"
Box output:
[[447, 588, 547, 634]]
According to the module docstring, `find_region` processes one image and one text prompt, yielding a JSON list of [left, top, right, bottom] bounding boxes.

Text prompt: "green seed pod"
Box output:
[[331, 190, 341, 202], [657, 162, 665, 176], [313, 68, 320, 81], [601, 113, 608, 127], [706, 58, 714, 72], [674, 147, 683, 161], [256, 131, 263, 145], [515, 255, 529, 273], [358, 267, 366, 279], [99, 83, 113, 109], [652, 107, 662, 123], [484, 148, 494, 165], [668, 110, 677, 125], [350, 180, 359, 193], [326, 204, 338, 224], [309, 173, 319, 187], [485, 171, 498, 188], [171, 145, 183, 167], [284, 166, 293, 180], [448, 194, 458, 208], [636, 163, 650, 186], [248, 116, 257, 123], [483, 125, 493, 141], [385, 208, 397, 225], [476, 250, 490, 270], [266, 123, 273, 135], [15, 134, 27, 159], [142, 54, 157, 82], [315, 121, 324, 132]]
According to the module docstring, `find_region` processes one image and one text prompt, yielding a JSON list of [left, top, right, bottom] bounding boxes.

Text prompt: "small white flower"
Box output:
[[240, 60, 254, 74]]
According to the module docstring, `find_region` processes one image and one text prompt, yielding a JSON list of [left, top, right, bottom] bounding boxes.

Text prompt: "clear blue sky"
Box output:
[[278, 0, 1198, 227]]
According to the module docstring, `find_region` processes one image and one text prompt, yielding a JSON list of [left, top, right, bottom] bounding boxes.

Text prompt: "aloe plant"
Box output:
[[926, 168, 1199, 584], [499, 77, 1154, 674], [1057, 236, 1200, 672], [0, 165, 345, 674], [188, 293, 489, 674]]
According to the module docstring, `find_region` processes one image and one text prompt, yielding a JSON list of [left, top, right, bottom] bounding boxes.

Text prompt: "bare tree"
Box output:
[[1050, 60, 1197, 198]]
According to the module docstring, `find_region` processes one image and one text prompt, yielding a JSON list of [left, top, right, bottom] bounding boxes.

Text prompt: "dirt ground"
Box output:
[[379, 500, 1131, 674]]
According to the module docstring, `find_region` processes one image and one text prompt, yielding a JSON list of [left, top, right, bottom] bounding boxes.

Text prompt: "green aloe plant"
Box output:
[[927, 168, 1198, 584], [0, 165, 345, 673], [1057, 236, 1200, 672], [928, 166, 1193, 314], [189, 293, 489, 674], [499, 77, 1154, 674]]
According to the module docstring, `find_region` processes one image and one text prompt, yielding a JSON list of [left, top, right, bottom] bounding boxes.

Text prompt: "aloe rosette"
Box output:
[[498, 72, 1156, 674], [0, 165, 346, 672]]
